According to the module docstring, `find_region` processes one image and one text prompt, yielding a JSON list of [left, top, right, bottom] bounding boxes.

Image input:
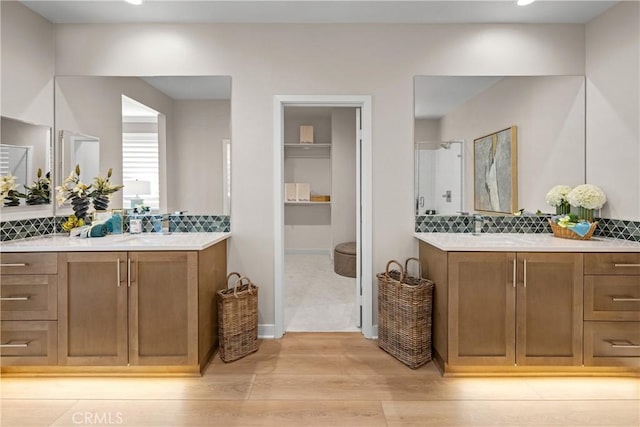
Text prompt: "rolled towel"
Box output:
[[103, 217, 115, 233], [570, 221, 592, 237], [89, 223, 107, 238]]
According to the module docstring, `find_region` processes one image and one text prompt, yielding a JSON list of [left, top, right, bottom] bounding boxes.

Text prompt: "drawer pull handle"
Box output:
[[523, 259, 527, 288], [117, 258, 121, 288], [0, 263, 28, 267], [614, 264, 640, 268], [612, 297, 640, 302], [0, 296, 30, 301], [0, 341, 29, 348], [611, 342, 640, 349]]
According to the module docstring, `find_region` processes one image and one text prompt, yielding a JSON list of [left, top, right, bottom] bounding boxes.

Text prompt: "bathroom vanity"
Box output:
[[416, 233, 640, 376], [0, 232, 230, 376]]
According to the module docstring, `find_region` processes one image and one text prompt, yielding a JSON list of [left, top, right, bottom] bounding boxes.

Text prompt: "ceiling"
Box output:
[[21, 0, 618, 25]]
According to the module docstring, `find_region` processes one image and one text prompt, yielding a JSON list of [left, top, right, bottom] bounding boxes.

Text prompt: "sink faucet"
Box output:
[[473, 214, 484, 235], [152, 214, 172, 235]]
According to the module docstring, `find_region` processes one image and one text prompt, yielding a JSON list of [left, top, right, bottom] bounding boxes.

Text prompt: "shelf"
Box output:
[[284, 143, 331, 158], [285, 201, 331, 206]]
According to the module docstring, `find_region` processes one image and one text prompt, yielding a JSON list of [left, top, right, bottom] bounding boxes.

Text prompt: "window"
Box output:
[[121, 95, 159, 211]]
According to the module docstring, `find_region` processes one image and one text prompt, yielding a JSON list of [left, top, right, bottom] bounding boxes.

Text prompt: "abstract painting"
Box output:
[[474, 126, 518, 213]]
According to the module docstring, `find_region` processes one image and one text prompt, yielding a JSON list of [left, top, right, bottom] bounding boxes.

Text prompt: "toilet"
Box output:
[[334, 241, 356, 278]]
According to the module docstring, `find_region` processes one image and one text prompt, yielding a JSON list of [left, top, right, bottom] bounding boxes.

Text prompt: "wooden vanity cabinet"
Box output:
[[57, 252, 128, 366], [0, 253, 58, 366], [53, 240, 226, 373], [583, 253, 640, 368], [447, 251, 582, 368], [420, 242, 585, 373]]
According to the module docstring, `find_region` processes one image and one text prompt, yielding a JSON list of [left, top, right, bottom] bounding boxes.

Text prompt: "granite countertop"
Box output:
[[415, 232, 640, 252], [0, 232, 231, 252]]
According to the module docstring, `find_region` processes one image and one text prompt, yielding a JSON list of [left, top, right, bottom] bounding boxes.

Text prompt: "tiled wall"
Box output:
[[1, 214, 638, 242], [415, 215, 640, 242], [0, 215, 230, 242]]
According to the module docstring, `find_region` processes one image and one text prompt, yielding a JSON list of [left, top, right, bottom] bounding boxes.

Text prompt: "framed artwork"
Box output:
[[474, 126, 518, 213]]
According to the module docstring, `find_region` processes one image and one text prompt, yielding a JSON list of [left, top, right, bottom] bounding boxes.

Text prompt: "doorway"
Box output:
[[273, 95, 373, 339]]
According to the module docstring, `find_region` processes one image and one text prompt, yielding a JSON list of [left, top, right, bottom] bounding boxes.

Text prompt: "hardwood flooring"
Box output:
[[1, 333, 639, 426]]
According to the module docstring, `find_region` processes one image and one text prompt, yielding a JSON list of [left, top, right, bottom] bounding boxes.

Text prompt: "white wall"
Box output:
[[171, 99, 230, 214], [51, 22, 586, 326], [586, 1, 640, 221], [0, 2, 54, 127], [439, 76, 586, 214]]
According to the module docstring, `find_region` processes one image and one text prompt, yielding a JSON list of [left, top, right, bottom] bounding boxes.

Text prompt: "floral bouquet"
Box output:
[[89, 168, 123, 211], [566, 184, 606, 222], [545, 185, 572, 215], [56, 164, 93, 220]]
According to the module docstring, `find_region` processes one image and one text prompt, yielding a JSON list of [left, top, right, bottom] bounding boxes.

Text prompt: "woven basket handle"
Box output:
[[232, 276, 255, 298], [404, 257, 422, 278], [385, 260, 404, 283], [227, 272, 242, 287]]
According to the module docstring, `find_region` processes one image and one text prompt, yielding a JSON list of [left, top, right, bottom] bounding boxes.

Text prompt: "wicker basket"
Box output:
[[377, 258, 434, 369], [217, 272, 259, 362], [548, 218, 598, 240]]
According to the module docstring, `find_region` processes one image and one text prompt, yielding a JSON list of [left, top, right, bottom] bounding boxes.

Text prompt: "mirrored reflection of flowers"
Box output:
[[1, 174, 25, 206], [24, 168, 51, 205]]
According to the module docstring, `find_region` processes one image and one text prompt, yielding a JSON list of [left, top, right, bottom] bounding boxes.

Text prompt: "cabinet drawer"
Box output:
[[0, 253, 57, 275], [584, 321, 640, 367], [584, 253, 640, 275], [584, 276, 640, 321], [0, 275, 57, 321], [0, 320, 57, 366]]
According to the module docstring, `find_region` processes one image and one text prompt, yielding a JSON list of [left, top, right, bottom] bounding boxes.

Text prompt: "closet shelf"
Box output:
[[284, 143, 331, 158], [284, 201, 331, 206]]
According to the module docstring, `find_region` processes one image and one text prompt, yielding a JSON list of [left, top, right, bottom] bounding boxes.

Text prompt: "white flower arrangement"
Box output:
[[55, 164, 92, 206], [545, 185, 572, 207], [566, 184, 607, 209], [0, 174, 19, 199]]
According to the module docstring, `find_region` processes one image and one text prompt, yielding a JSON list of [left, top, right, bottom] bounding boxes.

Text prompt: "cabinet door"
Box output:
[[448, 252, 516, 366], [58, 252, 128, 366], [516, 252, 583, 366], [128, 251, 198, 366]]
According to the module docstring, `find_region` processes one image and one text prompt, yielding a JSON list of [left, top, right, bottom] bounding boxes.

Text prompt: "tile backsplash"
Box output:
[[415, 215, 640, 242], [1, 214, 637, 242], [1, 215, 230, 242]]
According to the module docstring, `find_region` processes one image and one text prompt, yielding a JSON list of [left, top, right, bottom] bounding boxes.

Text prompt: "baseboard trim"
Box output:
[[284, 248, 332, 256], [258, 324, 276, 339], [259, 324, 373, 339]]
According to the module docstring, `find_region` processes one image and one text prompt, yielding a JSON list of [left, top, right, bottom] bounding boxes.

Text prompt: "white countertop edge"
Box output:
[[414, 232, 640, 252], [0, 232, 232, 252]]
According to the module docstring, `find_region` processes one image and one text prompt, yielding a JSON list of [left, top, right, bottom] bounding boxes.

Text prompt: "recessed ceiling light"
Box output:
[[125, 0, 143, 5], [517, 0, 536, 5]]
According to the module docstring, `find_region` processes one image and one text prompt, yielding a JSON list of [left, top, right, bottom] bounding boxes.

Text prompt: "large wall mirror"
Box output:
[[55, 75, 232, 216], [0, 116, 53, 219], [414, 75, 586, 216]]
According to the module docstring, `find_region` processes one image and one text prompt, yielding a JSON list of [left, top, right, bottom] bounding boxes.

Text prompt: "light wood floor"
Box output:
[[1, 333, 639, 426]]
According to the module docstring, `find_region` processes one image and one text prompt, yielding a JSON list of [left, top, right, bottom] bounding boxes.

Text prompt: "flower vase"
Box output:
[[93, 195, 110, 211], [555, 201, 571, 215], [71, 196, 91, 221], [3, 195, 20, 207], [578, 206, 595, 222]]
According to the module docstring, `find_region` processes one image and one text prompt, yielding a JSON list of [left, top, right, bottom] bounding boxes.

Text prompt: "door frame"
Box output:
[[273, 95, 373, 338]]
